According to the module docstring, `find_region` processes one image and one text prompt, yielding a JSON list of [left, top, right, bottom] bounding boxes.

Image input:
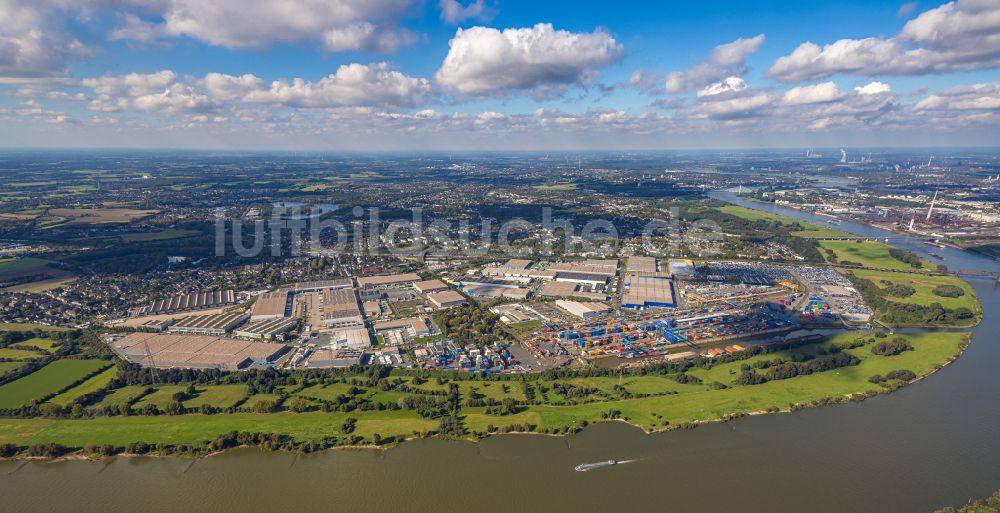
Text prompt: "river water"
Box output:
[[2, 191, 998, 513]]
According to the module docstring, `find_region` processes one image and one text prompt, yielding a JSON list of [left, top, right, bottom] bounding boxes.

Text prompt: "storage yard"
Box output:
[[523, 304, 795, 363]]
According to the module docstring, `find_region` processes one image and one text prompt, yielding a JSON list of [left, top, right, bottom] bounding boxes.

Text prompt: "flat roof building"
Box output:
[[374, 317, 431, 336], [329, 326, 372, 350], [250, 289, 291, 320], [357, 273, 421, 288], [293, 278, 353, 292], [234, 317, 299, 341], [167, 312, 249, 335], [458, 278, 521, 290], [621, 275, 676, 309], [109, 332, 289, 370], [363, 300, 382, 318], [555, 300, 612, 319], [502, 259, 532, 270], [549, 261, 618, 277], [554, 271, 610, 286], [481, 267, 556, 280], [428, 290, 466, 308], [307, 347, 367, 368], [627, 256, 658, 273], [413, 279, 449, 294], [140, 290, 236, 316], [321, 287, 363, 328]]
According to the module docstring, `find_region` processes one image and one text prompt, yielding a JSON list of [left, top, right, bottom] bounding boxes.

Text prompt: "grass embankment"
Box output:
[[503, 332, 967, 431], [718, 205, 854, 238], [0, 332, 968, 448], [818, 239, 935, 270], [844, 269, 981, 328], [848, 269, 980, 313]]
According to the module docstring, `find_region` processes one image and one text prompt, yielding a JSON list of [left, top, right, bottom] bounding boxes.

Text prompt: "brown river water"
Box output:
[[2, 193, 998, 513]]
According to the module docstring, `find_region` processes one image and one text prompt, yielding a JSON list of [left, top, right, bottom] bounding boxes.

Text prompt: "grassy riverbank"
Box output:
[[717, 205, 855, 238], [0, 332, 969, 451]]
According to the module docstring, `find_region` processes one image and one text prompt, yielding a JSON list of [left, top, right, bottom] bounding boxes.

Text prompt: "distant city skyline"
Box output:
[[0, 0, 998, 150]]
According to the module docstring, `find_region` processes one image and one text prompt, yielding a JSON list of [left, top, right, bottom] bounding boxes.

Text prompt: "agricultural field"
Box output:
[[47, 367, 119, 407], [183, 385, 249, 409], [10, 338, 60, 352], [120, 229, 201, 242], [132, 385, 190, 410], [0, 212, 41, 221], [294, 383, 361, 402], [717, 205, 854, 238], [533, 183, 578, 191], [131, 384, 251, 410], [0, 362, 26, 377], [45, 208, 158, 225], [0, 257, 77, 292], [0, 359, 110, 409], [0, 348, 45, 360], [0, 323, 72, 333], [97, 385, 152, 408], [819, 240, 934, 270], [242, 393, 283, 408], [0, 257, 54, 278]]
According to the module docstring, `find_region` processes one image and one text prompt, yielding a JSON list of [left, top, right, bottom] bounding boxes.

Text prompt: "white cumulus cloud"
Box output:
[[207, 62, 430, 108], [81, 70, 178, 97], [915, 82, 1000, 110], [781, 82, 844, 105], [695, 92, 773, 120], [435, 23, 623, 96], [855, 81, 892, 95], [665, 34, 765, 93], [108, 0, 418, 52], [0, 0, 90, 80], [768, 0, 1000, 81], [440, 0, 496, 24], [697, 77, 749, 98]]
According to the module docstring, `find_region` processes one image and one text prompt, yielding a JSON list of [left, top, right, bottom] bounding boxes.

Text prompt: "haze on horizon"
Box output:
[[0, 0, 998, 151]]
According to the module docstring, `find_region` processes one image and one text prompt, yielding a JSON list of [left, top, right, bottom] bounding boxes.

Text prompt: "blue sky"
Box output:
[[0, 0, 998, 150]]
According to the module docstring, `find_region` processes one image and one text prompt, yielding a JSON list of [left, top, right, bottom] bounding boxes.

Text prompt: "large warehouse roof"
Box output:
[[250, 289, 290, 319], [357, 273, 421, 287], [109, 332, 289, 370], [141, 290, 236, 315]]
